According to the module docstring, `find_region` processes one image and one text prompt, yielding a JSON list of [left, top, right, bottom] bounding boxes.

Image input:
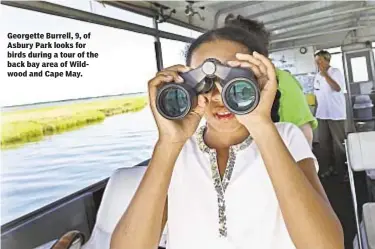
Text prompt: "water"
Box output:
[[0, 107, 158, 225]]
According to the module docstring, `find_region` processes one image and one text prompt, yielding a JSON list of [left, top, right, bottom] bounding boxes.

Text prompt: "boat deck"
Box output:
[[313, 142, 369, 249]]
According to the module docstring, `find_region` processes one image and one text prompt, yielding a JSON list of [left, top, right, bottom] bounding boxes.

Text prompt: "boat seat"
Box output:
[[346, 131, 375, 172], [353, 203, 375, 249], [81, 166, 167, 249], [363, 203, 375, 249], [347, 131, 375, 201], [346, 131, 375, 249]]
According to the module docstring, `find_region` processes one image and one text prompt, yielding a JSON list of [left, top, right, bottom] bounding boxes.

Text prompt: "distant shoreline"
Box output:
[[1, 92, 147, 112], [1, 95, 148, 149]]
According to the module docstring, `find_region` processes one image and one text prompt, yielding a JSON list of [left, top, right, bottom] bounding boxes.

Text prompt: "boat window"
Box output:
[[159, 22, 203, 39], [330, 53, 345, 78], [325, 46, 342, 54], [160, 38, 190, 67], [46, 0, 153, 27], [2, 5, 158, 225], [350, 57, 369, 83]]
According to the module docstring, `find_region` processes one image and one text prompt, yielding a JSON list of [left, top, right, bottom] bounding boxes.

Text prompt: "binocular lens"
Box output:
[[225, 80, 257, 112], [159, 87, 189, 118]]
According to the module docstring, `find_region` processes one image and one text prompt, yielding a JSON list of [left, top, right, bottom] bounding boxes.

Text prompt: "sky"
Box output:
[[1, 1, 200, 106], [1, 1, 374, 107]]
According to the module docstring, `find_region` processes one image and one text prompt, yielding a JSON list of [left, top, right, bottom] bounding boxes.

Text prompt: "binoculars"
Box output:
[[156, 58, 260, 120]]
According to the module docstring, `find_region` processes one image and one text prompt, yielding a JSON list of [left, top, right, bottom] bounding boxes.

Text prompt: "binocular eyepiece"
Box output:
[[156, 58, 260, 120]]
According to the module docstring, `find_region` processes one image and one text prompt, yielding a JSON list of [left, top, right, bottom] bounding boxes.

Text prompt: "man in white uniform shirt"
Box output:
[[313, 50, 347, 180]]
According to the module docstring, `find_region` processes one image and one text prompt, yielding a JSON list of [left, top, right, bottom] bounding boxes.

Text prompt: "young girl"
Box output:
[[111, 26, 344, 249]]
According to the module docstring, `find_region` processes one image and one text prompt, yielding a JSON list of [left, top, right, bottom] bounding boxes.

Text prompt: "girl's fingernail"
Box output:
[[178, 76, 184, 82], [228, 61, 238, 65]]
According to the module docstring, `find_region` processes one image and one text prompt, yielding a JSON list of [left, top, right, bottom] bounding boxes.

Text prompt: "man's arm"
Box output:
[[250, 123, 344, 249], [299, 123, 313, 147], [322, 72, 341, 92], [320, 67, 345, 92], [110, 140, 183, 249]]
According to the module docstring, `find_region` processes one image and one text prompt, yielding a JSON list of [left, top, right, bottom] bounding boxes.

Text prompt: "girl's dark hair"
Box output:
[[185, 26, 268, 65], [224, 14, 271, 53], [184, 26, 281, 122]]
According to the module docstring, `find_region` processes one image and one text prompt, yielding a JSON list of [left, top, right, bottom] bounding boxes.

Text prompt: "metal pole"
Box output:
[[269, 35, 375, 53], [263, 2, 350, 26], [272, 19, 355, 39], [342, 50, 357, 134], [153, 17, 164, 71], [369, 48, 375, 91], [98, 1, 206, 33], [1, 1, 194, 44], [269, 5, 375, 32], [214, 1, 263, 28], [270, 26, 370, 44], [245, 1, 314, 20]]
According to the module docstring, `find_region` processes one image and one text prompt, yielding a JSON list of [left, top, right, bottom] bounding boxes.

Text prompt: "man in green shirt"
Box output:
[[277, 68, 318, 145], [225, 15, 318, 146]]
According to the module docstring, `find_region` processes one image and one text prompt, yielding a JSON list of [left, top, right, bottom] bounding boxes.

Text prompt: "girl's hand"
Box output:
[[227, 52, 278, 131], [148, 65, 208, 145]]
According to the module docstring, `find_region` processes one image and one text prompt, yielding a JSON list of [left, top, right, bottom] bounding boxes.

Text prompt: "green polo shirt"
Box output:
[[276, 68, 318, 129]]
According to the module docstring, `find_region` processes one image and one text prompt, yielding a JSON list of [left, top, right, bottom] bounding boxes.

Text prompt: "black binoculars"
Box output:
[[156, 58, 260, 120]]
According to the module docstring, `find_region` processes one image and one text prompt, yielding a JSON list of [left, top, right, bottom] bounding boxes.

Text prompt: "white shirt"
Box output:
[[166, 122, 318, 249], [313, 67, 347, 120]]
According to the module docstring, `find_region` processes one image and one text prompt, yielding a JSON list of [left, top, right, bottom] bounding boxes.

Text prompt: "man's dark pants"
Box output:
[[317, 119, 347, 174]]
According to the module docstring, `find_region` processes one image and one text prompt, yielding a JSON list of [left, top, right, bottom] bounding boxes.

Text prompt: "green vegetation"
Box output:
[[1, 96, 148, 149]]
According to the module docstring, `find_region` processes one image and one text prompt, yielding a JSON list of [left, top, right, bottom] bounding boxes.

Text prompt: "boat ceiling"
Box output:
[[109, 1, 375, 51], [2, 1, 375, 51]]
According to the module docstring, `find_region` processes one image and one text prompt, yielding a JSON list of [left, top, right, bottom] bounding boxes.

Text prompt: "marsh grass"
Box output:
[[1, 96, 148, 149]]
